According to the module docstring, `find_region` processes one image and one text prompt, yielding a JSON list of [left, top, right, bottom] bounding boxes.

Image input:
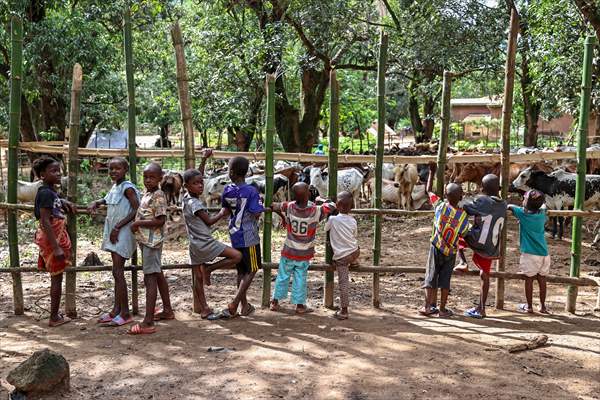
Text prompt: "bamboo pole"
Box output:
[[435, 71, 452, 197], [171, 22, 195, 170], [65, 64, 83, 318], [373, 31, 388, 308], [324, 69, 340, 309], [261, 74, 276, 308], [7, 12, 24, 315], [123, 2, 139, 315], [496, 7, 519, 310], [567, 36, 596, 313]]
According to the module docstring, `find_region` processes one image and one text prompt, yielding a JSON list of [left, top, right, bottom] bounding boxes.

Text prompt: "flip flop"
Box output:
[[295, 307, 314, 315], [418, 308, 436, 316], [204, 313, 222, 321], [219, 308, 239, 320], [127, 323, 156, 335], [48, 315, 71, 327], [517, 304, 534, 314], [438, 309, 454, 318], [154, 311, 176, 321], [464, 307, 484, 319], [97, 313, 113, 324], [102, 315, 134, 327], [269, 301, 280, 312], [241, 303, 255, 317], [333, 311, 348, 320]]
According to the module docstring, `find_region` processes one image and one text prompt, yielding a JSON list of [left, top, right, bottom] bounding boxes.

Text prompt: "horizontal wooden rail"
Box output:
[[6, 141, 600, 165], [2, 202, 600, 218], [0, 263, 597, 286]]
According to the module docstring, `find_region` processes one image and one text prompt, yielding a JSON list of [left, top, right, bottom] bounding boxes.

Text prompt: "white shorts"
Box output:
[[518, 253, 551, 277]]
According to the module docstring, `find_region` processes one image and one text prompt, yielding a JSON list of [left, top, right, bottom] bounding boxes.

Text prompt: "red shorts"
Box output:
[[458, 237, 494, 274]]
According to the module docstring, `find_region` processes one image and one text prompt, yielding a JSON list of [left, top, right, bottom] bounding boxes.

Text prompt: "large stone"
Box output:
[[6, 349, 70, 394]]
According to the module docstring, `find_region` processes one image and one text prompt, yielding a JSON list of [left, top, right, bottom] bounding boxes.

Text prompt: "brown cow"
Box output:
[[452, 161, 553, 188], [161, 171, 184, 206]]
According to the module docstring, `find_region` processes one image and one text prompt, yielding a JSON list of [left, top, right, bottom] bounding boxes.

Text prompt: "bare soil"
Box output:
[[1, 215, 599, 400]]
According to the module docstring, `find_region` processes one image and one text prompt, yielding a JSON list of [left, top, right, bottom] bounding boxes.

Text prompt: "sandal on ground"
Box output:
[[269, 300, 280, 312], [517, 304, 534, 314], [154, 311, 176, 321], [97, 312, 114, 324], [127, 323, 156, 335], [438, 309, 454, 318], [204, 312, 222, 321], [333, 311, 348, 320], [241, 303, 256, 317], [102, 315, 134, 327], [418, 307, 436, 316], [430, 305, 439, 314], [538, 307, 550, 314], [464, 307, 484, 319], [219, 308, 239, 320], [48, 315, 71, 327], [295, 307, 314, 315]]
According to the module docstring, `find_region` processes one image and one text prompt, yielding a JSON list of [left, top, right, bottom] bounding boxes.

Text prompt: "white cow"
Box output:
[[393, 164, 419, 210], [309, 167, 364, 207], [203, 173, 230, 206]]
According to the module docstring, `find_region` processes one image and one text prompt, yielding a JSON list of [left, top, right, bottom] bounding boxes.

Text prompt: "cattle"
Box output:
[[161, 171, 184, 206], [393, 164, 419, 210], [203, 173, 230, 206], [366, 178, 399, 206], [309, 167, 364, 207], [14, 180, 44, 203], [512, 167, 600, 238], [247, 174, 290, 202]]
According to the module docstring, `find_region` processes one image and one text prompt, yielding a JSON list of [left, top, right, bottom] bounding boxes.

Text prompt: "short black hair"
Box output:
[[144, 162, 163, 175], [525, 189, 544, 211], [109, 157, 129, 170], [229, 156, 249, 177], [183, 168, 202, 183], [32, 156, 59, 177]]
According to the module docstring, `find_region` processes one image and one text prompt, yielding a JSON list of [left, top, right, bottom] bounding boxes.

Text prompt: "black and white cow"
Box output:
[[512, 167, 600, 238], [247, 174, 290, 202]]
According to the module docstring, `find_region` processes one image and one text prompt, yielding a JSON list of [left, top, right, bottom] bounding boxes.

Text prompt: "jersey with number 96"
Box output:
[[463, 195, 507, 258], [280, 201, 334, 261]]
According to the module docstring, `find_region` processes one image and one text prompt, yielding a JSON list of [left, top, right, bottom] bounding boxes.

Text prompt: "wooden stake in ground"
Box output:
[[7, 11, 24, 315], [372, 31, 389, 308], [261, 74, 276, 308], [65, 63, 83, 318], [567, 36, 596, 313], [123, 2, 139, 315], [496, 7, 519, 310], [325, 69, 340, 309]]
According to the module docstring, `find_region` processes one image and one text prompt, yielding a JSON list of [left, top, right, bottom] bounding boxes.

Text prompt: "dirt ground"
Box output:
[[1, 214, 599, 400]]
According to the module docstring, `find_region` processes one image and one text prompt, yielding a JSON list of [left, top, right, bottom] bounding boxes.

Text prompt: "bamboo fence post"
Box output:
[[325, 69, 340, 309], [262, 74, 276, 308], [171, 21, 199, 311], [372, 31, 388, 308], [496, 7, 519, 310], [435, 71, 452, 197], [123, 2, 140, 315], [65, 64, 83, 318], [567, 36, 595, 313], [7, 11, 24, 315]]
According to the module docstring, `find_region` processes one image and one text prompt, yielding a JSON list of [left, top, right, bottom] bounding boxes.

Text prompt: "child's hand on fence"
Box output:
[[201, 148, 213, 159], [87, 200, 99, 214], [61, 199, 77, 214]]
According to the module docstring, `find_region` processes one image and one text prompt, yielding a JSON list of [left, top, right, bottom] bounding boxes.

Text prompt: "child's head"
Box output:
[[32, 156, 61, 185], [481, 174, 500, 196], [292, 182, 310, 204], [228, 156, 249, 181], [336, 191, 354, 213], [524, 189, 544, 212], [143, 162, 163, 191], [108, 157, 129, 182], [183, 169, 204, 196], [445, 182, 463, 206]]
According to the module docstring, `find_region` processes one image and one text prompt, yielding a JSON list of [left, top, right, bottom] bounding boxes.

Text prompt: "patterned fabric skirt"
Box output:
[[35, 218, 72, 276]]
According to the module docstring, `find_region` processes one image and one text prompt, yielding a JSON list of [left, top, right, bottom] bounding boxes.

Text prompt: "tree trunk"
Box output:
[[520, 13, 541, 147], [408, 81, 424, 138], [20, 95, 37, 142], [420, 95, 436, 143]]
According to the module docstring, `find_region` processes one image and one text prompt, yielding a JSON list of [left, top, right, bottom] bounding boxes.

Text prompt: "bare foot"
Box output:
[[270, 300, 280, 312], [200, 264, 211, 286], [539, 307, 550, 314], [418, 306, 435, 316], [295, 305, 314, 315], [48, 315, 71, 327]]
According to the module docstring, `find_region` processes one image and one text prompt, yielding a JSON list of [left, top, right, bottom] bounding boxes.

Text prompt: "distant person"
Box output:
[[270, 183, 335, 314], [32, 156, 76, 327], [88, 158, 139, 327], [419, 163, 470, 318], [456, 174, 507, 319], [508, 190, 551, 314], [325, 191, 360, 320], [128, 162, 172, 334], [314, 144, 325, 155]]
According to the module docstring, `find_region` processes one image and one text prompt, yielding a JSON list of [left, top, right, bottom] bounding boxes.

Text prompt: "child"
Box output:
[[458, 174, 507, 319], [270, 182, 335, 314], [88, 158, 139, 326], [182, 150, 242, 319], [128, 162, 172, 334], [219, 156, 266, 318], [324, 191, 360, 320], [419, 163, 470, 318], [508, 190, 550, 314], [32, 156, 76, 327]]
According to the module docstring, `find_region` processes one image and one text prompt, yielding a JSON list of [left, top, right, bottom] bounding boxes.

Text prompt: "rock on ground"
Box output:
[[6, 348, 70, 395]]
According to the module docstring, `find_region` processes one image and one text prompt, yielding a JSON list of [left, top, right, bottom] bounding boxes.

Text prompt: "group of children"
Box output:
[[31, 153, 550, 332], [421, 163, 551, 318]]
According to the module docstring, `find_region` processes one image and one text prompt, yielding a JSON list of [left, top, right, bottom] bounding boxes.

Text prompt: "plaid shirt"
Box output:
[[429, 193, 469, 256]]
